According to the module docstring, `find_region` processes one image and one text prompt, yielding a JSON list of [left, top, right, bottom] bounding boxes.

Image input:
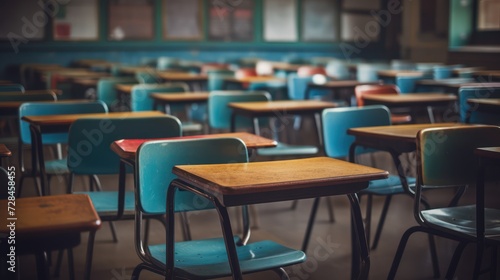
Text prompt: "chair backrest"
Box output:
[[235, 68, 257, 79], [458, 86, 500, 124], [417, 126, 500, 188], [433, 66, 452, 79], [390, 60, 415, 71], [157, 57, 181, 71], [19, 101, 108, 145], [297, 66, 326, 77], [325, 60, 350, 80], [395, 76, 425, 93], [0, 84, 25, 93], [135, 71, 161, 84], [136, 137, 248, 214], [208, 90, 270, 130], [97, 77, 137, 109], [207, 70, 235, 91], [0, 92, 56, 102], [357, 63, 389, 82], [355, 84, 400, 107], [287, 73, 313, 100], [130, 83, 189, 111], [67, 115, 182, 175], [322, 105, 391, 158]]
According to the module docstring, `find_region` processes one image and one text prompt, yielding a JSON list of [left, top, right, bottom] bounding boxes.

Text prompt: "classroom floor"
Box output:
[[5, 116, 500, 280]]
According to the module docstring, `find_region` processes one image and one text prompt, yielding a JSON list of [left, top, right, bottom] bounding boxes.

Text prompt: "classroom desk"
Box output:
[[474, 147, 500, 276], [116, 66, 156, 75], [305, 80, 380, 104], [414, 79, 500, 94], [21, 111, 165, 196], [228, 100, 337, 143], [362, 93, 457, 122], [472, 70, 500, 82], [111, 132, 277, 163], [347, 123, 470, 193], [223, 76, 286, 90], [0, 194, 101, 280], [151, 92, 209, 114], [377, 70, 424, 79], [168, 157, 388, 279]]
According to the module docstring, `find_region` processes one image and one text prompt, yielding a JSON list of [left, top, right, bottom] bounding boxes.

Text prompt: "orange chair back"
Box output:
[[297, 66, 326, 77]]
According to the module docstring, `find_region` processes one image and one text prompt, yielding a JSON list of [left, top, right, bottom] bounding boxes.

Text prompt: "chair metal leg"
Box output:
[[53, 250, 64, 278], [427, 106, 435, 123], [35, 251, 50, 280], [109, 221, 119, 243], [67, 248, 75, 280], [84, 231, 97, 280], [445, 241, 467, 280], [388, 226, 421, 280], [489, 247, 497, 280], [301, 197, 321, 252], [364, 194, 373, 250], [325, 197, 335, 223], [272, 267, 290, 280], [371, 195, 392, 250], [348, 193, 370, 280], [428, 233, 441, 279], [290, 200, 298, 210], [179, 212, 192, 241]]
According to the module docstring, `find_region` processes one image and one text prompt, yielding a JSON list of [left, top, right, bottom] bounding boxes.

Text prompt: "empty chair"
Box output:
[[130, 83, 189, 112], [355, 84, 412, 124], [433, 65, 453, 79], [132, 138, 305, 279], [96, 77, 137, 111], [390, 60, 415, 71], [157, 56, 181, 71], [395, 75, 426, 93], [297, 66, 326, 77], [302, 106, 418, 252], [67, 115, 182, 271], [17, 101, 108, 197], [135, 71, 161, 84], [459, 86, 500, 124], [357, 63, 389, 82], [325, 60, 351, 80], [207, 69, 235, 91], [388, 126, 500, 280]]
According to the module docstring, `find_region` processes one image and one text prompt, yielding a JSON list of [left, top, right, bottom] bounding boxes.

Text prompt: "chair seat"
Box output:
[[256, 142, 318, 156], [422, 205, 500, 239], [391, 114, 412, 124], [45, 159, 70, 175], [75, 191, 135, 216], [149, 238, 306, 279], [361, 175, 416, 195]]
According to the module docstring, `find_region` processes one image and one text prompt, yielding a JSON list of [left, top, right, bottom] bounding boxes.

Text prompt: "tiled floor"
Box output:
[[4, 116, 500, 280]]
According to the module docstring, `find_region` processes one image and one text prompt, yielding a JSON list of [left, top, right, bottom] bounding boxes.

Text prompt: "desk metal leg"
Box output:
[[30, 124, 49, 196], [84, 231, 96, 280], [474, 159, 486, 279], [348, 193, 370, 280]]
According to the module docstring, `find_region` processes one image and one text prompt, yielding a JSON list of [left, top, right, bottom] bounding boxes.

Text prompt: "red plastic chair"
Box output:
[[355, 84, 412, 124], [297, 66, 326, 77]]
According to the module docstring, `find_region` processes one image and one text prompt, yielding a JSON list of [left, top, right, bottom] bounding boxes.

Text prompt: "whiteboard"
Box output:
[[53, 0, 99, 41], [164, 0, 203, 40], [302, 0, 337, 41], [264, 0, 297, 42]]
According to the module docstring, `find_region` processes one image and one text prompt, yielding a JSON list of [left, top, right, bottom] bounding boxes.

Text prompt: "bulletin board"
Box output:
[[208, 0, 254, 41], [163, 0, 203, 40], [108, 0, 154, 41], [341, 13, 380, 41], [263, 0, 298, 42], [302, 0, 338, 42], [53, 0, 99, 41]]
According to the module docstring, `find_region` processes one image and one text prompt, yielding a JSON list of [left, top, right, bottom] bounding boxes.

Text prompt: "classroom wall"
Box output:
[[0, 0, 405, 80]]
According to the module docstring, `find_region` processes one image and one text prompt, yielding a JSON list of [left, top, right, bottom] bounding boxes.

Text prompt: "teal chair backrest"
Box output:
[[130, 83, 189, 112], [0, 84, 25, 92], [390, 60, 415, 71], [417, 126, 500, 187], [67, 115, 182, 175], [157, 57, 180, 71], [208, 90, 270, 130], [357, 63, 389, 82], [0, 92, 56, 102], [322, 105, 391, 158], [135, 71, 161, 84], [395, 76, 425, 93], [136, 138, 248, 214], [325, 60, 350, 80], [97, 77, 137, 109], [458, 86, 500, 124], [207, 70, 235, 91], [433, 66, 452, 79], [19, 101, 108, 145], [287, 73, 312, 100]]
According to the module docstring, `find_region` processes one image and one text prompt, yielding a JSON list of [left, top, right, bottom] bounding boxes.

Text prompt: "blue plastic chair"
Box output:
[[302, 106, 417, 251], [17, 101, 108, 197], [66, 115, 182, 279], [388, 126, 500, 280], [0, 83, 25, 92], [433, 66, 453, 79], [135, 71, 161, 84], [357, 63, 389, 83], [459, 86, 500, 124], [157, 57, 182, 71], [132, 138, 305, 279], [395, 75, 424, 93], [130, 83, 189, 112], [325, 60, 351, 80], [96, 77, 137, 111], [207, 69, 235, 91]]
